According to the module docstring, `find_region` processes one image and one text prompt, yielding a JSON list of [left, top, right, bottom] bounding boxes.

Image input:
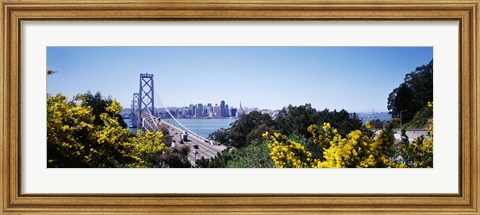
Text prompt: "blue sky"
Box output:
[[47, 47, 432, 112]]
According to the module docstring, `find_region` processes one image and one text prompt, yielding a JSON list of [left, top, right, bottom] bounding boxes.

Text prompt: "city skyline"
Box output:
[[47, 46, 433, 112], [158, 100, 239, 119]]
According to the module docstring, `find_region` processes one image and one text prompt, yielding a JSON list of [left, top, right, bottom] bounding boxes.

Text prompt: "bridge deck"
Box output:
[[142, 115, 227, 166]]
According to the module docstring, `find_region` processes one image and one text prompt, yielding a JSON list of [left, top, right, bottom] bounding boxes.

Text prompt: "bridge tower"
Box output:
[[130, 93, 139, 128], [138, 73, 154, 128]]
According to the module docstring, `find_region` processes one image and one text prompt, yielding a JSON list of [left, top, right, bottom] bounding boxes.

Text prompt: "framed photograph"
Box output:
[[1, 0, 478, 214]]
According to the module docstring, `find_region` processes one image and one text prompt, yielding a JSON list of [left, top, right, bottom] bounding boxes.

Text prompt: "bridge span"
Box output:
[[130, 73, 227, 166]]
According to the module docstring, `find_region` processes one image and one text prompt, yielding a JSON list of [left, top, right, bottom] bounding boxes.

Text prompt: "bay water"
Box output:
[[162, 118, 236, 138]]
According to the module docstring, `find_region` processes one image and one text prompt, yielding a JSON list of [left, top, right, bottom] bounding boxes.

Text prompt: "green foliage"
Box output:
[[287, 133, 322, 161], [229, 111, 275, 148], [325, 109, 363, 137], [208, 128, 231, 146], [157, 145, 192, 168], [399, 119, 433, 168], [195, 140, 274, 168], [275, 104, 362, 137], [245, 124, 275, 147], [75, 91, 127, 128], [404, 104, 433, 129], [196, 151, 232, 168], [132, 130, 168, 167], [158, 126, 173, 147], [388, 60, 433, 123], [226, 140, 275, 168], [47, 69, 56, 75], [209, 111, 275, 148], [274, 104, 320, 137], [369, 119, 385, 129]]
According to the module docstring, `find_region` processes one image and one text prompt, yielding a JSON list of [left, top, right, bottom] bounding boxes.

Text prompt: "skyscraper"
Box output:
[[220, 100, 226, 118], [206, 106, 214, 118], [214, 104, 221, 118], [238, 101, 244, 116], [195, 103, 203, 118], [188, 104, 194, 117], [230, 108, 237, 117]]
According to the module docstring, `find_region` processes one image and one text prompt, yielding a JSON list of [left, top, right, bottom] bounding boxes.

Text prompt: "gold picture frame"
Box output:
[[1, 0, 478, 214]]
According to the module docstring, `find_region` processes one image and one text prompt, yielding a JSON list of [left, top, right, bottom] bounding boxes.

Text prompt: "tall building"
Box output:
[[195, 103, 203, 118], [188, 104, 194, 117], [230, 108, 237, 117], [175, 108, 182, 118], [225, 104, 229, 117], [207, 103, 213, 118], [206, 106, 214, 118], [214, 104, 221, 118], [220, 100, 226, 118], [182, 107, 188, 118], [238, 101, 244, 116]]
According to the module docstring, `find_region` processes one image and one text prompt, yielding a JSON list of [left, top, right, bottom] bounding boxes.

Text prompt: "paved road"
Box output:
[[159, 120, 227, 166], [373, 129, 429, 141]]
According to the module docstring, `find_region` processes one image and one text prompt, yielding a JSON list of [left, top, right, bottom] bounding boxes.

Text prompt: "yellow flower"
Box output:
[[322, 123, 331, 132], [365, 121, 372, 130]]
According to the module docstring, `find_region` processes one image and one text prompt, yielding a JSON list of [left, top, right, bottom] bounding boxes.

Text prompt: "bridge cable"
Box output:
[[152, 86, 210, 141], [135, 110, 159, 131], [145, 107, 161, 131]]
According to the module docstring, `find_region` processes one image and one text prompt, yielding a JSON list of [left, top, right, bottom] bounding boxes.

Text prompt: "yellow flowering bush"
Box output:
[[47, 93, 168, 168], [264, 119, 433, 168], [263, 132, 313, 168], [132, 130, 168, 166], [399, 117, 433, 168]]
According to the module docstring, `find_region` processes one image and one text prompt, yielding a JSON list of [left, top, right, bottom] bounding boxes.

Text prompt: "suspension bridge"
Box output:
[[129, 73, 227, 166]]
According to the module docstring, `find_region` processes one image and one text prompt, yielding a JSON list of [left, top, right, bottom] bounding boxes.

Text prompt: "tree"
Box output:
[[157, 145, 192, 168], [245, 124, 275, 146], [47, 94, 143, 167], [196, 151, 232, 168], [209, 111, 274, 148], [132, 130, 169, 167], [321, 109, 362, 136], [47, 69, 56, 75], [274, 104, 320, 137], [75, 91, 127, 128], [264, 132, 314, 168], [369, 119, 385, 129], [388, 60, 433, 123], [404, 103, 433, 129], [399, 133, 433, 168], [226, 140, 275, 168], [47, 93, 168, 168], [399, 116, 433, 167], [208, 128, 231, 146], [387, 83, 417, 122], [195, 140, 275, 168], [274, 104, 362, 137], [47, 94, 98, 167], [405, 61, 434, 108]]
